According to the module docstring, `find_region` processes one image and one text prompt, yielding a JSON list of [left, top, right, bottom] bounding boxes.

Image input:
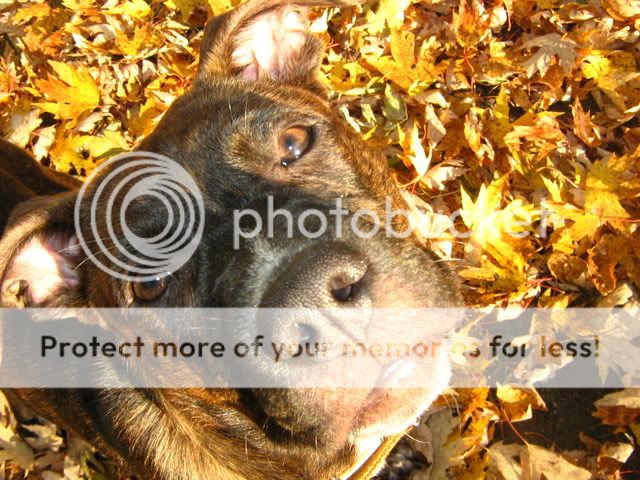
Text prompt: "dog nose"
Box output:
[[260, 243, 370, 308]]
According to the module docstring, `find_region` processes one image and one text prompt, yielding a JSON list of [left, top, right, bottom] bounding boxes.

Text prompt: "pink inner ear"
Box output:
[[2, 234, 80, 306], [233, 8, 308, 81]]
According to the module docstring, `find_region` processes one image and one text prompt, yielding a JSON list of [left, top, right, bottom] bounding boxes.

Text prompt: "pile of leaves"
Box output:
[[1, 0, 639, 478]]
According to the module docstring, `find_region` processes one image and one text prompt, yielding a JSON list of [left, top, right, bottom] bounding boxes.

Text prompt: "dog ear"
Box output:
[[0, 195, 85, 307], [198, 0, 359, 93]]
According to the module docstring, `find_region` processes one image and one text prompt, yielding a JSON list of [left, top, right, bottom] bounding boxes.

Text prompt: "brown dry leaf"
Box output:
[[594, 389, 640, 426], [0, 392, 36, 471], [522, 33, 578, 78], [452, 0, 492, 49], [522, 444, 591, 480], [601, 0, 640, 20], [572, 99, 602, 147], [487, 442, 524, 480], [496, 386, 547, 422], [596, 441, 634, 474]]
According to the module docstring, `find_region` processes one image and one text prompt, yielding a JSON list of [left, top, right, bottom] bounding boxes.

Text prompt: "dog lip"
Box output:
[[374, 359, 417, 389]]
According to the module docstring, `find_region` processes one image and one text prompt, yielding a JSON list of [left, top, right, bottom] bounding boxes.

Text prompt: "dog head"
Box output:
[[0, 1, 461, 478]]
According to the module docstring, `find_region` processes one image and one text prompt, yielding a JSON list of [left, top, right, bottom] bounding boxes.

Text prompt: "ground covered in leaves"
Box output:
[[1, 0, 640, 478]]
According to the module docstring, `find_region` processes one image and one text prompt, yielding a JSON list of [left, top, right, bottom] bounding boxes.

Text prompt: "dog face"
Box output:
[[0, 1, 461, 479]]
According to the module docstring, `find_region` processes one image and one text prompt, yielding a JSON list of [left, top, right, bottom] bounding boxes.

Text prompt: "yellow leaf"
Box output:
[[400, 122, 430, 177], [366, 0, 413, 33], [487, 86, 511, 147], [584, 157, 632, 228], [35, 61, 100, 122], [461, 177, 538, 289], [12, 3, 51, 23], [165, 0, 234, 19], [51, 132, 130, 173], [107, 0, 151, 19], [115, 24, 152, 57], [207, 0, 236, 15], [496, 386, 546, 422], [582, 51, 640, 111], [382, 84, 407, 123], [541, 176, 563, 203], [129, 96, 169, 138], [390, 29, 415, 71], [165, 0, 201, 18], [461, 177, 505, 229], [464, 108, 484, 159]]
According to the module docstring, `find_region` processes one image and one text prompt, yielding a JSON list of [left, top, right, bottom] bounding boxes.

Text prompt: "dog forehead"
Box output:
[[192, 76, 333, 121]]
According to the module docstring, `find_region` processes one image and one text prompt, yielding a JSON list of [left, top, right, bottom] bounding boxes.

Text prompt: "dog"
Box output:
[[0, 1, 461, 479]]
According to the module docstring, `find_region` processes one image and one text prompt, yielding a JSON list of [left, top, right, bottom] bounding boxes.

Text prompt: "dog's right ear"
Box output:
[[197, 0, 360, 94], [0, 195, 85, 307]]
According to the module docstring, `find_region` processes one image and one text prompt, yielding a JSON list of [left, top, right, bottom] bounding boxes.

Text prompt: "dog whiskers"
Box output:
[[72, 242, 126, 271]]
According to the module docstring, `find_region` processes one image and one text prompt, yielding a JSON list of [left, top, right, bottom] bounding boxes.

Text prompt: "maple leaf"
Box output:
[[452, 0, 492, 49], [114, 24, 153, 57], [487, 85, 511, 147], [367, 29, 444, 91], [459, 177, 539, 291], [366, 0, 415, 33], [35, 61, 100, 122], [582, 51, 640, 111], [106, 0, 151, 19], [522, 33, 578, 78], [572, 99, 602, 147]]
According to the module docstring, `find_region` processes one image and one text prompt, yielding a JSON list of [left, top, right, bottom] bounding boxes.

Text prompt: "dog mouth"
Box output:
[[243, 385, 431, 449]]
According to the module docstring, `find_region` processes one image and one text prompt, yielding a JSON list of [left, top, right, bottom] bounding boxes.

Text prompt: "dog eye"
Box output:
[[278, 126, 312, 167], [132, 274, 172, 302]]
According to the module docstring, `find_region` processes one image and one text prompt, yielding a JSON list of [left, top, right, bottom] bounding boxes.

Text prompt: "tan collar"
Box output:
[[345, 432, 405, 480]]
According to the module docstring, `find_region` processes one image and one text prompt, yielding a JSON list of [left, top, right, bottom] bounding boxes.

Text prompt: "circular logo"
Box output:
[[74, 151, 205, 282]]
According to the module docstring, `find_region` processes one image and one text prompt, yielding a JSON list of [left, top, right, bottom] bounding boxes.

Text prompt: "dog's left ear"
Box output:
[[0, 195, 86, 307], [197, 0, 359, 94]]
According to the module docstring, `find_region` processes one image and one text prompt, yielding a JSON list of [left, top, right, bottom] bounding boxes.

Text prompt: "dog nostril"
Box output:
[[330, 273, 365, 303], [331, 284, 354, 302]]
